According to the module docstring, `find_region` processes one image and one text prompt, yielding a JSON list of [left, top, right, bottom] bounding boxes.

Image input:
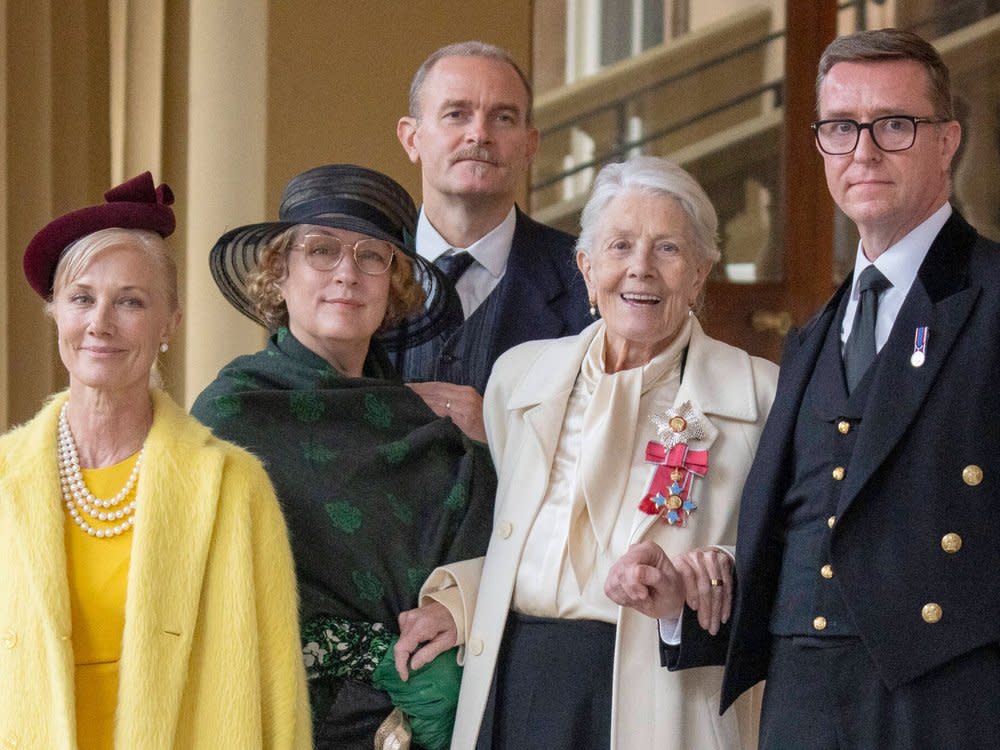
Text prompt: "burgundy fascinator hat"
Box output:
[[23, 171, 175, 299]]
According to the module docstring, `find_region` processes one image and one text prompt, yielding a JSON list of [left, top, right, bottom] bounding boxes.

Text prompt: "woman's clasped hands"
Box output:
[[605, 542, 733, 636]]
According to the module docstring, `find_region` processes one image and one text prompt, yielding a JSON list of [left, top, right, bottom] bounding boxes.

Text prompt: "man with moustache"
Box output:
[[605, 28, 1000, 749], [394, 42, 590, 441]]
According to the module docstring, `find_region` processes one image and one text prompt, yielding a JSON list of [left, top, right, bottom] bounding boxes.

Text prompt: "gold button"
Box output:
[[500, 521, 513, 539], [962, 465, 983, 486], [837, 420, 850, 434], [832, 466, 845, 481], [820, 564, 833, 579], [921, 603, 943, 623], [469, 637, 484, 656], [813, 616, 828, 631], [827, 515, 837, 529], [0, 631, 16, 649], [941, 533, 962, 554]]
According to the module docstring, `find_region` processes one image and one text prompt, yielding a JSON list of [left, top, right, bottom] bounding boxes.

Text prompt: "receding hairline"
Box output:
[[408, 42, 534, 121]]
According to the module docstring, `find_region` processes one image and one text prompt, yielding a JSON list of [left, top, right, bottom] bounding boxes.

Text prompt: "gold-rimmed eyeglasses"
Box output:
[[293, 233, 395, 276], [811, 115, 950, 156]]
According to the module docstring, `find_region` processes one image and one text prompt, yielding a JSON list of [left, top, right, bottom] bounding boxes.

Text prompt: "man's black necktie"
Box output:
[[434, 251, 475, 328], [435, 251, 475, 285], [843, 265, 892, 392]]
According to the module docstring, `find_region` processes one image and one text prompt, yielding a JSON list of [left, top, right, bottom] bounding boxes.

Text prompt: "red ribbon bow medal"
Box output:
[[638, 402, 710, 526]]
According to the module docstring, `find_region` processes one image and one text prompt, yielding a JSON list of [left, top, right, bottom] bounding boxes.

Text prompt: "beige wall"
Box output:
[[265, 1, 532, 206], [4, 0, 113, 426], [1, 0, 532, 427]]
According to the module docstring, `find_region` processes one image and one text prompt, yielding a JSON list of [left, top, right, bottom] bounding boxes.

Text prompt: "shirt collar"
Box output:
[[850, 202, 952, 298], [415, 205, 517, 278]]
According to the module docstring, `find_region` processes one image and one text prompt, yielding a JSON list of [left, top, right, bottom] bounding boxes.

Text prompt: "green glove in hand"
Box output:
[[372, 638, 462, 750]]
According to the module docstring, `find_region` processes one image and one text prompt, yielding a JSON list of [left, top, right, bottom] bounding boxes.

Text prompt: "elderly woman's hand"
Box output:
[[407, 382, 486, 443], [394, 601, 459, 682], [673, 546, 734, 636], [605, 541, 687, 620]]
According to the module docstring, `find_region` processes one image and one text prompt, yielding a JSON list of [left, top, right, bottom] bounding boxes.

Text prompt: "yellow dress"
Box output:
[[64, 454, 138, 750]]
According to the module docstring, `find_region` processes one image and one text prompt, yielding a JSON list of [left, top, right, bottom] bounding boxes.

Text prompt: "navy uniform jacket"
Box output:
[[392, 207, 591, 394], [670, 211, 1000, 712]]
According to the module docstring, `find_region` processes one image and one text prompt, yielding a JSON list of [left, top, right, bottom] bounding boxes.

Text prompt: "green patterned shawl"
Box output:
[[191, 328, 495, 734]]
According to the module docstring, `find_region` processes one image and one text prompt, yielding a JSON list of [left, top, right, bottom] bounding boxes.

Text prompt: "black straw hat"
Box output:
[[209, 164, 452, 347]]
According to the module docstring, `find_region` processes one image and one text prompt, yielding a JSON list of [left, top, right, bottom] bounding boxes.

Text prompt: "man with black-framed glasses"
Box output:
[[607, 26, 1000, 749], [811, 114, 951, 156]]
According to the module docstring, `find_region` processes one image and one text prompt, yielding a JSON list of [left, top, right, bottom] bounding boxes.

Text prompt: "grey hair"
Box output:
[[576, 156, 720, 266], [816, 28, 954, 119], [408, 41, 534, 122]]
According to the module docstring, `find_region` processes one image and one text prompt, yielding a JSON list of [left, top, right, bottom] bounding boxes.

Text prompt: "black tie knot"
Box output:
[[435, 251, 476, 284], [857, 265, 891, 296]]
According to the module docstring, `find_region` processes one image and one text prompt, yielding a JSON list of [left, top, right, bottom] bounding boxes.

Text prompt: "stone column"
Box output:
[[181, 0, 267, 406]]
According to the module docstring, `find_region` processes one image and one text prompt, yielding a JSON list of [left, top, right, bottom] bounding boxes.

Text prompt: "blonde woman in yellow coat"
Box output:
[[0, 173, 310, 749]]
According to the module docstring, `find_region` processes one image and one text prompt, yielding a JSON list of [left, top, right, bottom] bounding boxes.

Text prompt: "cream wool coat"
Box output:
[[0, 389, 311, 749], [422, 320, 778, 750]]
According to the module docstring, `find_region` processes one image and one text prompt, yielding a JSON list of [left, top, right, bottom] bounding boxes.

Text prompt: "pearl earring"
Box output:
[[159, 342, 169, 353], [589, 299, 598, 318]]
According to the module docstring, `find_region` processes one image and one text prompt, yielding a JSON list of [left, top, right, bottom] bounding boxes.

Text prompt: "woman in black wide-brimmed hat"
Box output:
[[191, 164, 496, 750]]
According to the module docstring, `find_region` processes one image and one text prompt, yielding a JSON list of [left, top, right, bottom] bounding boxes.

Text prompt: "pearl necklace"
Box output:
[[57, 402, 143, 538]]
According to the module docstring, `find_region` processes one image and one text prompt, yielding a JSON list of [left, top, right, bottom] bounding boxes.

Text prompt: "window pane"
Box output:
[[532, 0, 787, 284]]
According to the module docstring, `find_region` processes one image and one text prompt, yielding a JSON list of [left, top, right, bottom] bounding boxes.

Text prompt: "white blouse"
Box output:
[[511, 324, 690, 622]]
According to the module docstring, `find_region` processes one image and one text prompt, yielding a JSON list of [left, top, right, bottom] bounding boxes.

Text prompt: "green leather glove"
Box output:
[[372, 639, 462, 750]]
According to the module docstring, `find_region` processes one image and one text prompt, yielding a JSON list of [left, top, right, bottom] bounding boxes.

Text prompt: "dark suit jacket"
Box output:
[[393, 206, 591, 394], [670, 211, 1000, 712]]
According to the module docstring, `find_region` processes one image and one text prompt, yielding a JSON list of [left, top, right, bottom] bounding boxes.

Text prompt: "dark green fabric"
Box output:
[[301, 616, 394, 683], [191, 327, 495, 743], [372, 639, 461, 750]]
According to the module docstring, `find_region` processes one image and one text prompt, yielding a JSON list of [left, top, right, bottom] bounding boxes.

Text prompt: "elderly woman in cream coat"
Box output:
[[393, 156, 778, 749]]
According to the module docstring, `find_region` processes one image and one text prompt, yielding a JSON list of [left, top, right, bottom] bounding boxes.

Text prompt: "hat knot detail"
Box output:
[[22, 170, 176, 298]]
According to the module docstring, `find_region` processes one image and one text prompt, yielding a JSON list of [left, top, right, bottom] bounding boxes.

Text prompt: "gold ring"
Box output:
[[710, 578, 722, 587]]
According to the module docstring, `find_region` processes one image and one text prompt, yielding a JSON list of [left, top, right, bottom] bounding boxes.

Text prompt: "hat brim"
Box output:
[[209, 216, 457, 349]]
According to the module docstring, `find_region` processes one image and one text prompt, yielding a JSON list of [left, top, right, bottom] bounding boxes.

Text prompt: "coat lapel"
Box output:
[[501, 326, 599, 521], [734, 291, 843, 571], [115, 391, 224, 746], [1, 394, 74, 656], [491, 208, 570, 360], [838, 213, 980, 514], [629, 321, 758, 542]]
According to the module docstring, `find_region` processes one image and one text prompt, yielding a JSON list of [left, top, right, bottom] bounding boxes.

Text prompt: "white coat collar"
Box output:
[[507, 317, 762, 425]]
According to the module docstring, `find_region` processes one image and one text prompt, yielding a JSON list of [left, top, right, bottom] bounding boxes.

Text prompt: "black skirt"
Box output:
[[477, 612, 616, 750], [312, 678, 430, 750]]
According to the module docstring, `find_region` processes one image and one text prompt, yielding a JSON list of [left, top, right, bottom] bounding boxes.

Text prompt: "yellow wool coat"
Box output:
[[0, 389, 311, 749]]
